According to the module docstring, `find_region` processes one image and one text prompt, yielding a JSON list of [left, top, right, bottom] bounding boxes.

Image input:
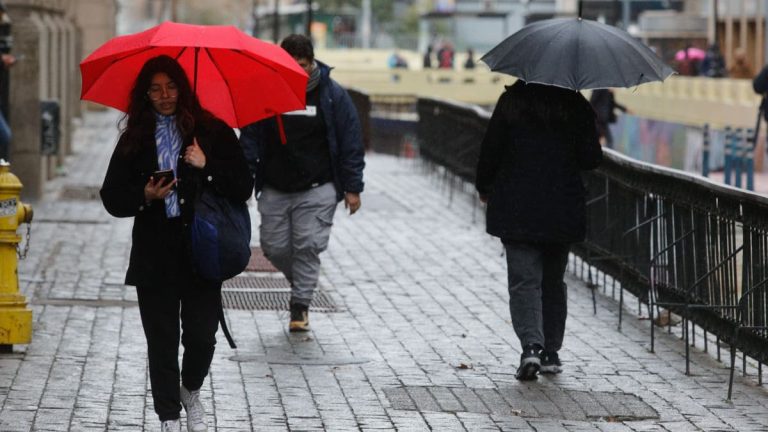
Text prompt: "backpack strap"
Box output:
[[218, 291, 237, 349]]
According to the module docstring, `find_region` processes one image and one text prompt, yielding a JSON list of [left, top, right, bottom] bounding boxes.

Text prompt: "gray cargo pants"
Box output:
[[258, 183, 338, 307], [504, 242, 570, 352]]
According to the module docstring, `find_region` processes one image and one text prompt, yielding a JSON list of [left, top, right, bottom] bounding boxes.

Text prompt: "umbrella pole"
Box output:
[[194, 47, 199, 95]]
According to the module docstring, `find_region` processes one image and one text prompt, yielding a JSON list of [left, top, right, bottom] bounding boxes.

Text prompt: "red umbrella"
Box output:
[[80, 21, 308, 128]]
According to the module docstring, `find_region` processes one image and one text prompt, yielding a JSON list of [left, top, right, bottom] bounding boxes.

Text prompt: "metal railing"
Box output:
[[413, 96, 768, 391]]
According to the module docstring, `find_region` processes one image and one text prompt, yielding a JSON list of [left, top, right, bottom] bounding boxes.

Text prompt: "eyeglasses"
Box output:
[[147, 83, 179, 101]]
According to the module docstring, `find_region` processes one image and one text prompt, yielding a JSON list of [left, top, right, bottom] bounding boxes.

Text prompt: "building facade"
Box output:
[[4, 0, 117, 200]]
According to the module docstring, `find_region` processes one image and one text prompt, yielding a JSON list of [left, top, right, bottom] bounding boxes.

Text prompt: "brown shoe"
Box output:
[[289, 302, 309, 332]]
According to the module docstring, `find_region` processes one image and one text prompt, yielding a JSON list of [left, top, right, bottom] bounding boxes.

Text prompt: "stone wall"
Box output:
[[5, 0, 116, 200]]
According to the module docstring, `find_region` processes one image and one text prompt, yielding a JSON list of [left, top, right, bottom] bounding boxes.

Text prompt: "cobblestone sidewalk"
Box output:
[[2, 111, 767, 431]]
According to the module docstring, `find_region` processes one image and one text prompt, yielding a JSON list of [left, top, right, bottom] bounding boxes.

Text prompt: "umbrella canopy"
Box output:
[[480, 17, 675, 91], [80, 21, 308, 128], [674, 47, 706, 61]]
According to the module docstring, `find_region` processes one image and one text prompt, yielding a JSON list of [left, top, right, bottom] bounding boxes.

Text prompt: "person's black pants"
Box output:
[[136, 220, 221, 421], [504, 242, 570, 352], [137, 278, 220, 421]]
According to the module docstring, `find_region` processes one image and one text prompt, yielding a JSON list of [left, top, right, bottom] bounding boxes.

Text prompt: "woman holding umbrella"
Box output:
[[100, 55, 253, 432], [475, 80, 602, 380]]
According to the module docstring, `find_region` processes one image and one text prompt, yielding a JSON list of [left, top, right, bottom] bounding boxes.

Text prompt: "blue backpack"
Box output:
[[190, 188, 251, 282]]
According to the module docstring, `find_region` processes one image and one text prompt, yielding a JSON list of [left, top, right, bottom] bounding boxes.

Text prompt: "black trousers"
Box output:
[[136, 222, 221, 421], [504, 242, 570, 352]]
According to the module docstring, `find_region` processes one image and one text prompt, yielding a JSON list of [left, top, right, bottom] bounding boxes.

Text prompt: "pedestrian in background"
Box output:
[[675, 45, 699, 76], [100, 55, 253, 432], [752, 63, 768, 136], [423, 45, 433, 69], [729, 48, 754, 79], [464, 48, 476, 70], [0, 52, 16, 161], [388, 50, 408, 69], [699, 43, 727, 78], [589, 88, 627, 149], [437, 41, 455, 69], [240, 34, 365, 333], [475, 80, 602, 381]]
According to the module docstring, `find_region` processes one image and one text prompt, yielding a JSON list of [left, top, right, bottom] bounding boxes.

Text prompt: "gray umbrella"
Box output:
[[480, 17, 675, 90]]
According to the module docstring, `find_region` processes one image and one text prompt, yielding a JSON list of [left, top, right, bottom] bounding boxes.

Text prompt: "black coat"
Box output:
[[589, 89, 626, 125], [100, 117, 254, 286], [476, 89, 602, 244]]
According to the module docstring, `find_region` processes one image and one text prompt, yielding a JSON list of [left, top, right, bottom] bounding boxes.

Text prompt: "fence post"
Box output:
[[734, 128, 744, 188], [702, 123, 710, 177], [746, 127, 755, 191], [724, 126, 733, 185]]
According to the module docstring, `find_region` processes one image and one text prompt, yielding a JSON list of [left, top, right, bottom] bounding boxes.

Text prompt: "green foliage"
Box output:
[[397, 3, 420, 35], [314, 0, 393, 24]]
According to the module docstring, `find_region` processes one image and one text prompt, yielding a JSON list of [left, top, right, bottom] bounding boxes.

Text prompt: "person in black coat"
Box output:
[[475, 80, 602, 381], [753, 64, 768, 123], [589, 88, 626, 148], [100, 55, 253, 432]]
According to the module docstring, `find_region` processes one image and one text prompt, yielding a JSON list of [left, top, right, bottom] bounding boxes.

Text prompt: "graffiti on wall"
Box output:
[[611, 115, 729, 173]]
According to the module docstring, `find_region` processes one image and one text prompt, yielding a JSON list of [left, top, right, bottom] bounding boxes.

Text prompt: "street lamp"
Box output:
[[273, 0, 280, 43]]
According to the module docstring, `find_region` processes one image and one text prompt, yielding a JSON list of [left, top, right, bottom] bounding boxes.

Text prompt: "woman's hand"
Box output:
[[184, 138, 206, 169], [144, 176, 176, 203]]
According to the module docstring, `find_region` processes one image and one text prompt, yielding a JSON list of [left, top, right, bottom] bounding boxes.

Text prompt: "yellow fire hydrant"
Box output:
[[0, 160, 33, 349]]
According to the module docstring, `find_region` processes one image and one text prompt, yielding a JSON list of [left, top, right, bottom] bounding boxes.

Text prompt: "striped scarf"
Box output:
[[154, 112, 182, 218], [306, 61, 321, 92]]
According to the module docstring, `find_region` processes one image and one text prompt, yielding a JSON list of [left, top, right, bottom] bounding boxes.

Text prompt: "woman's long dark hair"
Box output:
[[119, 55, 210, 154], [500, 80, 593, 134]]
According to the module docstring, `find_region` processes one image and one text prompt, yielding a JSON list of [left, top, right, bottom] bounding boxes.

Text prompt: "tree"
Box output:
[[314, 0, 393, 24]]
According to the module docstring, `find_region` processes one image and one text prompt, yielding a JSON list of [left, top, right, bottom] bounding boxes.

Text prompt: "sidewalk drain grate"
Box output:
[[384, 386, 659, 421], [246, 247, 278, 272], [223, 276, 291, 289], [221, 290, 339, 312], [59, 185, 102, 200]]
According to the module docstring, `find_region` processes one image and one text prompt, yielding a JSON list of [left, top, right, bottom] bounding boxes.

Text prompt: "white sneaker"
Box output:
[[180, 385, 208, 432], [161, 419, 181, 432]]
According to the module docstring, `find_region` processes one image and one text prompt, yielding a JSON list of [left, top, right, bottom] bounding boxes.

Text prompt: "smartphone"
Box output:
[[151, 169, 175, 187]]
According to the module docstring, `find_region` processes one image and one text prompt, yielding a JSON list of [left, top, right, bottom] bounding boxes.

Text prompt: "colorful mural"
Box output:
[[611, 115, 728, 174]]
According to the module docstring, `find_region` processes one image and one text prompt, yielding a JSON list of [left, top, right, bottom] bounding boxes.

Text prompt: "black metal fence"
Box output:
[[414, 96, 768, 379]]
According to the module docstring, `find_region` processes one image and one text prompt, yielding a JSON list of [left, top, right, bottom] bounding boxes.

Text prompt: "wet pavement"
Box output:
[[2, 110, 768, 431]]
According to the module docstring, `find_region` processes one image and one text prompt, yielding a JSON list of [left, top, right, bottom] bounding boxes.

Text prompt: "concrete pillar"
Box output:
[[4, 1, 93, 200], [40, 13, 60, 178], [39, 12, 57, 180], [71, 0, 117, 112], [61, 14, 79, 120], [756, 0, 764, 68], [51, 15, 71, 158], [5, 5, 48, 200], [725, 1, 733, 63]]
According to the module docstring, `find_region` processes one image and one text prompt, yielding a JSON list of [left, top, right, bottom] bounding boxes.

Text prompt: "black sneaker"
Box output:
[[540, 351, 562, 374], [289, 302, 309, 332], [515, 344, 541, 381]]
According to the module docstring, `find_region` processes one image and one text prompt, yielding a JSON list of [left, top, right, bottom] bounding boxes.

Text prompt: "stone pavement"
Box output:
[[2, 110, 768, 431]]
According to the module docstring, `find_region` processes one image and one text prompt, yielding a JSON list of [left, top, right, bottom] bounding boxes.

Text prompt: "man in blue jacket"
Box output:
[[240, 34, 365, 332]]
